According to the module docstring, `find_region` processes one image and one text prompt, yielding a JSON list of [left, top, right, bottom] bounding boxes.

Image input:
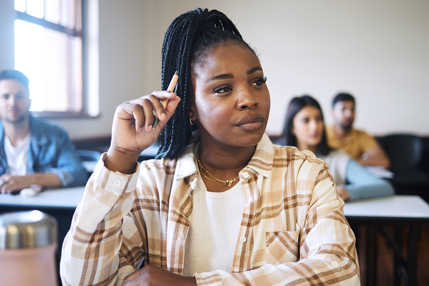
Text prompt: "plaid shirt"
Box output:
[[60, 134, 360, 285]]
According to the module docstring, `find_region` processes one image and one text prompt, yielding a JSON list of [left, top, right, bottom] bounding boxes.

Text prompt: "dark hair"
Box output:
[[156, 8, 256, 159], [332, 92, 355, 108], [0, 70, 30, 90], [281, 95, 332, 156]]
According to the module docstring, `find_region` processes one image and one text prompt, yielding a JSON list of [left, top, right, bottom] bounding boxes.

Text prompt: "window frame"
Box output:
[[15, 0, 91, 118]]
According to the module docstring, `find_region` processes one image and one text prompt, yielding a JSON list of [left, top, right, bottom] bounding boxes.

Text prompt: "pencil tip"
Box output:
[[174, 71, 179, 76]]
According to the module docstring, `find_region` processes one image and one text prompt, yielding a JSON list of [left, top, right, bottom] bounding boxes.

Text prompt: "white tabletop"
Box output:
[[344, 195, 429, 219], [0, 186, 85, 209]]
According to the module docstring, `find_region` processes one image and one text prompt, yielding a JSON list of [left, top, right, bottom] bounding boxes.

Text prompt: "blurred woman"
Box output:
[[280, 95, 394, 202]]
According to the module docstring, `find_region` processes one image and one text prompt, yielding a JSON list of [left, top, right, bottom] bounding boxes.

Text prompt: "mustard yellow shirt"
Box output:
[[326, 125, 378, 160]]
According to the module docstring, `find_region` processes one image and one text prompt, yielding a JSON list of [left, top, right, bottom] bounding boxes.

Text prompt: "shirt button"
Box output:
[[240, 237, 246, 243], [332, 261, 338, 267], [243, 172, 249, 178], [114, 180, 121, 187], [184, 206, 189, 212], [248, 197, 253, 203]]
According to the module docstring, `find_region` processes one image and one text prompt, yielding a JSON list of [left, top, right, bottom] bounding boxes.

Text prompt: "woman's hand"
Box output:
[[106, 91, 181, 173], [336, 186, 350, 202], [121, 265, 196, 286]]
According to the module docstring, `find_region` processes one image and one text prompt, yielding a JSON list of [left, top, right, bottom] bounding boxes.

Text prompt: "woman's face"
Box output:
[[191, 42, 270, 150], [292, 106, 324, 151]]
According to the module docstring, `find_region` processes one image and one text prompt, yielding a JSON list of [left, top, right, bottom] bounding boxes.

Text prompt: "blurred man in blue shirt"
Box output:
[[0, 70, 88, 194]]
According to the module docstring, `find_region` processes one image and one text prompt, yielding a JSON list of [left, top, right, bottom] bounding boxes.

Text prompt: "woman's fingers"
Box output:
[[145, 94, 171, 131], [122, 91, 179, 132], [151, 92, 181, 129], [130, 104, 144, 132]]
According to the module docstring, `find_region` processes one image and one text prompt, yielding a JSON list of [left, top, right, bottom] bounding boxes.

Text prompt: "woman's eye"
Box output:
[[251, 76, 267, 86], [302, 118, 309, 123], [213, 85, 232, 93]]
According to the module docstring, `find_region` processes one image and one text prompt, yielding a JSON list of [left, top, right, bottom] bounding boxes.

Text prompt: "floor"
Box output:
[[357, 223, 429, 286]]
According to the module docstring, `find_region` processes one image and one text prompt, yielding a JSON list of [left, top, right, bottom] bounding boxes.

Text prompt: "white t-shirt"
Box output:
[[183, 155, 247, 276], [4, 133, 31, 175], [318, 149, 350, 185]]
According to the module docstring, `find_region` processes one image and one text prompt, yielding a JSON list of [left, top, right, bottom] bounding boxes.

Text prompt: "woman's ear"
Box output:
[[189, 102, 197, 123], [189, 71, 198, 123], [188, 86, 197, 122]]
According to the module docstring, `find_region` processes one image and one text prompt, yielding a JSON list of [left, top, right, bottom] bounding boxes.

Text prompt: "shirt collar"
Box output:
[[245, 133, 273, 178], [174, 132, 199, 181], [174, 132, 274, 181]]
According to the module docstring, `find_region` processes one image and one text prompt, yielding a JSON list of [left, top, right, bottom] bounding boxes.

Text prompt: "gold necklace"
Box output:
[[197, 157, 239, 187]]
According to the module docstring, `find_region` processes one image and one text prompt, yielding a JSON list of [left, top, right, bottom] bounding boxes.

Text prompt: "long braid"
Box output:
[[156, 8, 254, 159]]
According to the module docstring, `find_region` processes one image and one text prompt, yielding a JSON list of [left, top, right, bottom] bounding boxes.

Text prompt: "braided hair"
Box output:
[[156, 8, 256, 159]]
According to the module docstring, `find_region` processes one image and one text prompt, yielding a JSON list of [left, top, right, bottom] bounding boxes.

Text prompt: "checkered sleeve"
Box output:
[[194, 159, 360, 286], [60, 154, 144, 286]]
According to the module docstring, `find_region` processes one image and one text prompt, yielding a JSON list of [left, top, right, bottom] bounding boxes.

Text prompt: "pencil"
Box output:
[[153, 71, 179, 128]]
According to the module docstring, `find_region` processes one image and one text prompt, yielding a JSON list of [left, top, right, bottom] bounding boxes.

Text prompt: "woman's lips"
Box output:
[[236, 115, 265, 131]]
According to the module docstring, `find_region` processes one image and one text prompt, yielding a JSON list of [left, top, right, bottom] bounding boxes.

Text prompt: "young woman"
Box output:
[[61, 9, 359, 286], [280, 95, 394, 202]]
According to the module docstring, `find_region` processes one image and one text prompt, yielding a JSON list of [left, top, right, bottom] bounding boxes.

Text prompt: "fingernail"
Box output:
[[138, 127, 143, 132], [148, 125, 153, 132], [161, 113, 167, 120]]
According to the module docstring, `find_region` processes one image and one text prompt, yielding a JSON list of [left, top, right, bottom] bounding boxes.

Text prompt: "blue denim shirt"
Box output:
[[0, 115, 88, 187]]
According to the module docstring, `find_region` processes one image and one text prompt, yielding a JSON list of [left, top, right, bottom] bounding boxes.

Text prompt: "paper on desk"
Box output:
[[365, 166, 394, 178]]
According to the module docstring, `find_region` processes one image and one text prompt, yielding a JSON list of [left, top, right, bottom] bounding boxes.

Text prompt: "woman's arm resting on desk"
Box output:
[[344, 159, 394, 201], [356, 144, 390, 169]]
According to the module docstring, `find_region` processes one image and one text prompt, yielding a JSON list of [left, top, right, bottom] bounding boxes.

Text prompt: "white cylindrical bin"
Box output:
[[0, 210, 58, 286]]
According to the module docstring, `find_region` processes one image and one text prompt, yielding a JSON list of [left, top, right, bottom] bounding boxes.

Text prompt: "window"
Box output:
[[14, 0, 84, 116]]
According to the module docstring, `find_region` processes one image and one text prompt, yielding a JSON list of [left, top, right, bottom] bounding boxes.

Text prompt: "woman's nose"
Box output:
[[237, 88, 258, 110], [309, 120, 317, 130]]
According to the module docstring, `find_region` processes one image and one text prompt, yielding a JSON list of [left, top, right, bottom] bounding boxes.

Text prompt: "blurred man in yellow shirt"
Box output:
[[326, 92, 390, 168]]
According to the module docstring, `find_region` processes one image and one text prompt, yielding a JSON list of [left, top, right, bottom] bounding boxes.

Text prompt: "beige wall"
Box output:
[[0, 0, 428, 139]]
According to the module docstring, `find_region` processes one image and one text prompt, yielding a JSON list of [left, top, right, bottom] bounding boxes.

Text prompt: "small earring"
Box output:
[[190, 118, 194, 125]]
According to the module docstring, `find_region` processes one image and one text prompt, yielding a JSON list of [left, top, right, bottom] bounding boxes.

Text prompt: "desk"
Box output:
[[0, 186, 85, 243], [0, 186, 84, 209], [2, 191, 428, 285], [344, 195, 429, 286]]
